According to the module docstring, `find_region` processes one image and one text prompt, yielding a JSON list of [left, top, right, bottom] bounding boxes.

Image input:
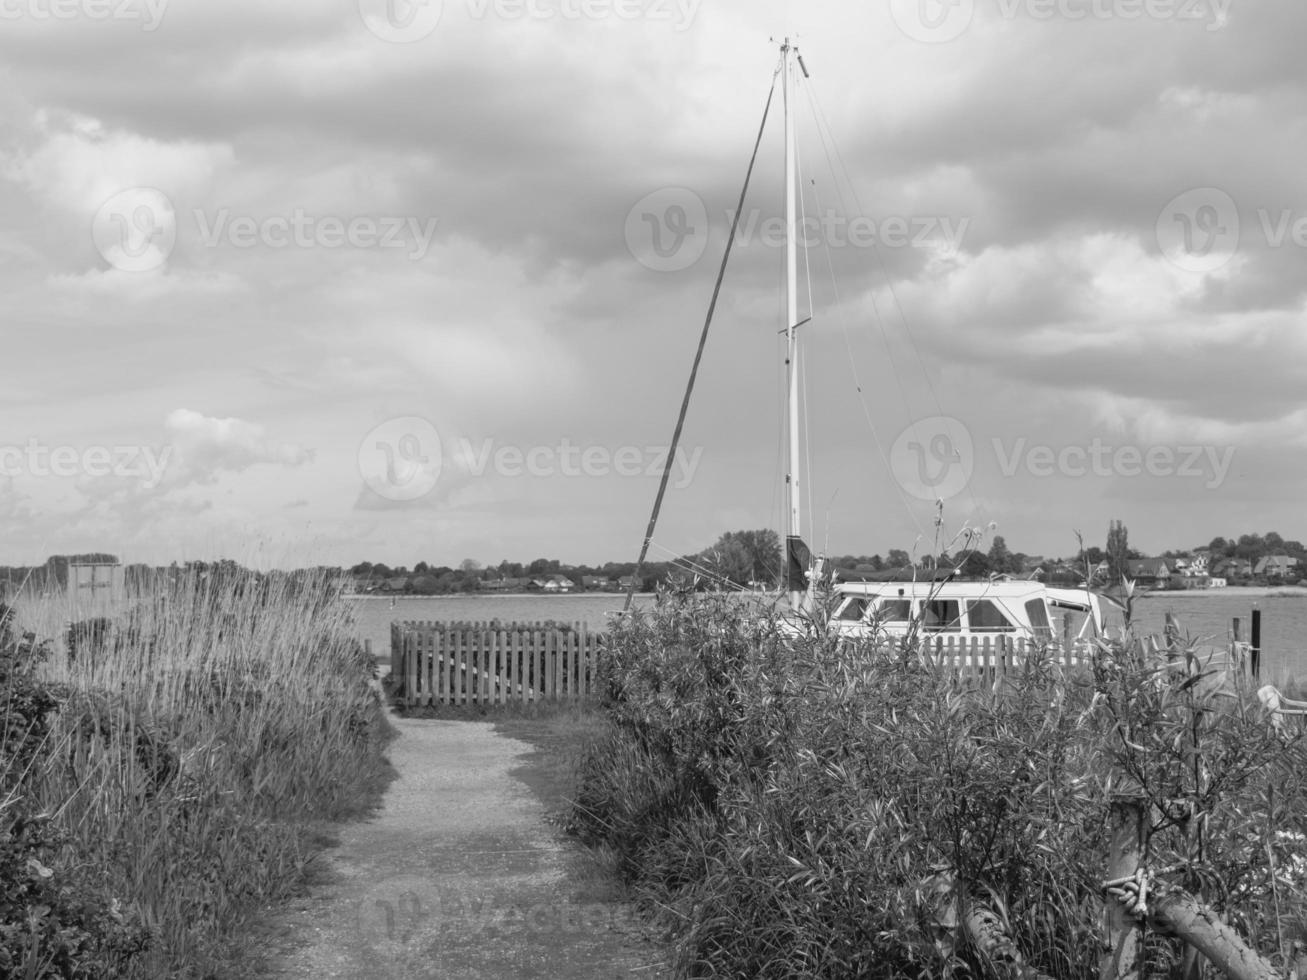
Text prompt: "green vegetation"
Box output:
[[572, 591, 1307, 978], [0, 570, 394, 979]]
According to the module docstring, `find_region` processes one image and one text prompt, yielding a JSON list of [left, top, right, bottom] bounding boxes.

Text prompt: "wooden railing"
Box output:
[[389, 620, 603, 707]]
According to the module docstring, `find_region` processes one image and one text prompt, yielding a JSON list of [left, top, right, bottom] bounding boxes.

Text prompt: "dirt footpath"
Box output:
[[260, 717, 667, 980]]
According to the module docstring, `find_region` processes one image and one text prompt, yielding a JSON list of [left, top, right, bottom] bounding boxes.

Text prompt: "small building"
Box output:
[[581, 575, 608, 591], [1208, 577, 1227, 588], [1253, 555, 1300, 579], [1125, 559, 1171, 589], [1213, 558, 1252, 580]]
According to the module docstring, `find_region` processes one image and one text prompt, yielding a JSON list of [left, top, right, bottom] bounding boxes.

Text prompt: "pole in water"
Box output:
[[1251, 605, 1262, 679]]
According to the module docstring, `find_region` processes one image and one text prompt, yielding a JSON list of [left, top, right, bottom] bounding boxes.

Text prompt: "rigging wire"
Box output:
[[801, 79, 986, 532], [623, 61, 783, 613]]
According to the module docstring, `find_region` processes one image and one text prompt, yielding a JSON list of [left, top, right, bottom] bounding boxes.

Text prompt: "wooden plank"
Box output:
[[579, 622, 589, 697], [532, 631, 541, 702], [458, 631, 468, 707], [405, 632, 418, 707], [545, 630, 556, 700], [498, 630, 509, 705]]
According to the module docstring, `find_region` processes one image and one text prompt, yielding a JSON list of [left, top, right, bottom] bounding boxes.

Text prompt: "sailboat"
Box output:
[[631, 39, 1106, 651]]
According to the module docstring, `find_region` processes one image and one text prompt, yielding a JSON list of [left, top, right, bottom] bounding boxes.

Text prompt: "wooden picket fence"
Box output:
[[914, 634, 1088, 680], [390, 620, 603, 706]]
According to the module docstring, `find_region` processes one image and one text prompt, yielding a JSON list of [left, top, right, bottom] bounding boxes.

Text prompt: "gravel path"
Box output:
[[260, 717, 665, 979]]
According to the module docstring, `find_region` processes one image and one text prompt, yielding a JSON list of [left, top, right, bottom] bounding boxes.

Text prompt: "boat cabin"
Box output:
[[823, 580, 1104, 645]]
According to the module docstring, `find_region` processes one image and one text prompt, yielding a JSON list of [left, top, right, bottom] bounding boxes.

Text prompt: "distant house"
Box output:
[[378, 576, 409, 593], [581, 575, 607, 590], [1254, 555, 1300, 579], [539, 575, 574, 592], [616, 575, 639, 591], [1213, 558, 1253, 579], [484, 577, 529, 591], [1208, 577, 1227, 588], [1125, 559, 1171, 589], [1169, 571, 1209, 590]]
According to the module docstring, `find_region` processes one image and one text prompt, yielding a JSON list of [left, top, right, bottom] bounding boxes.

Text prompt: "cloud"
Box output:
[[163, 409, 315, 486]]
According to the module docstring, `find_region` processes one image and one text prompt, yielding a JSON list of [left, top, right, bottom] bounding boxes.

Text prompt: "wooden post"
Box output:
[[1250, 607, 1262, 679], [1100, 794, 1147, 980]]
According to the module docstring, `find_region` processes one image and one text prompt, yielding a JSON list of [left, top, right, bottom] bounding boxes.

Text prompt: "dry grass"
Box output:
[[1, 569, 395, 979]]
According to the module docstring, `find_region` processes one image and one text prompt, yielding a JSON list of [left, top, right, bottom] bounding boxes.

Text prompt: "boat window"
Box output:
[[835, 597, 868, 621], [1024, 599, 1054, 640], [874, 599, 912, 623], [965, 599, 1015, 632], [922, 599, 962, 632]]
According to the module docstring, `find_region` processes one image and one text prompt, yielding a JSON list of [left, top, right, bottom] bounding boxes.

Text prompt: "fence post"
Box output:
[[1250, 607, 1261, 680], [1100, 792, 1147, 980]]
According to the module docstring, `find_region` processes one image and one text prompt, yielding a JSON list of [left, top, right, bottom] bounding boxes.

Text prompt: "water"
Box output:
[[348, 589, 1307, 684], [1129, 592, 1307, 683]]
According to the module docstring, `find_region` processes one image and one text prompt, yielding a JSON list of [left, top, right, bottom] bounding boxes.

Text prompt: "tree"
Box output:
[[955, 550, 992, 579], [1107, 519, 1130, 583], [886, 549, 910, 569], [699, 529, 781, 587], [986, 535, 1013, 575]]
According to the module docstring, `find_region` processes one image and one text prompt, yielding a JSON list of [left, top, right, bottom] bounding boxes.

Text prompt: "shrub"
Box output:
[[574, 591, 1307, 979]]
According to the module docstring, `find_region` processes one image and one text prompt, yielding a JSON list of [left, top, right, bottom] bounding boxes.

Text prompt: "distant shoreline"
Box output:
[[1137, 585, 1307, 601]]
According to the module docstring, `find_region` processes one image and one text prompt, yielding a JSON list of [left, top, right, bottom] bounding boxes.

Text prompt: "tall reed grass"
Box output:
[[1, 568, 394, 978], [572, 591, 1307, 978]]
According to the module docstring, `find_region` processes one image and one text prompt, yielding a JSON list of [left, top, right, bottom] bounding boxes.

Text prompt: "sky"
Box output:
[[1, 0, 1305, 570]]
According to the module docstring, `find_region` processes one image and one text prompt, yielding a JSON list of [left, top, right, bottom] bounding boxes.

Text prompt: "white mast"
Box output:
[[783, 38, 803, 609]]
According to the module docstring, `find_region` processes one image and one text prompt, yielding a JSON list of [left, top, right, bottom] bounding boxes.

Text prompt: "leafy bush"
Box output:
[[574, 591, 1307, 978]]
